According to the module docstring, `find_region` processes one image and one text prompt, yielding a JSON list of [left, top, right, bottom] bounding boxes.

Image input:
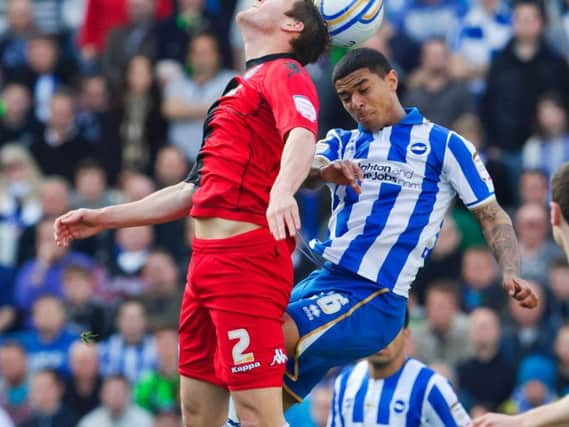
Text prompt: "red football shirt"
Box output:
[[186, 54, 320, 226]]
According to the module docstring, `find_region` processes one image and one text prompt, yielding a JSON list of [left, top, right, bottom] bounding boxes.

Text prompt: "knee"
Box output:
[[233, 398, 263, 427], [181, 400, 226, 427]]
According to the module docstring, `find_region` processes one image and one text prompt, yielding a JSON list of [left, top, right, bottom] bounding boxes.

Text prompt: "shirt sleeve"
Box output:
[[315, 129, 346, 166], [443, 132, 495, 209], [423, 375, 472, 427], [262, 60, 319, 140]]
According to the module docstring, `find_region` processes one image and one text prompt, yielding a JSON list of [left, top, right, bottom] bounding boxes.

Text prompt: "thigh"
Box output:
[[284, 288, 407, 401], [180, 375, 229, 427], [178, 276, 223, 387], [211, 308, 288, 392]]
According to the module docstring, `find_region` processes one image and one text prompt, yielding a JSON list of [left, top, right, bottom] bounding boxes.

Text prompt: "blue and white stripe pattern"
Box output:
[[311, 108, 494, 298], [98, 334, 157, 384], [328, 358, 471, 427]]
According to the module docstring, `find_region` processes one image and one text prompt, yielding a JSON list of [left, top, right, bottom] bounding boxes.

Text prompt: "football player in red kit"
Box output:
[[53, 1, 329, 426]]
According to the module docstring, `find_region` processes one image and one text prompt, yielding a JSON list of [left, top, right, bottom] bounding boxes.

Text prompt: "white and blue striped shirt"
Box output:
[[98, 334, 157, 384], [311, 108, 494, 298], [329, 358, 471, 427]]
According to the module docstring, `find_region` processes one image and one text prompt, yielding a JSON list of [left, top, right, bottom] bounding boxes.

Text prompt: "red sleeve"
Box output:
[[156, 0, 173, 19], [262, 60, 319, 141], [79, 0, 127, 51]]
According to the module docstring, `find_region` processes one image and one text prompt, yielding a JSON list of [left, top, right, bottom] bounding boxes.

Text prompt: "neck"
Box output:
[[39, 329, 59, 342], [372, 102, 406, 131], [515, 39, 539, 60], [194, 70, 215, 85], [368, 355, 406, 380], [475, 343, 498, 362], [242, 29, 291, 64]]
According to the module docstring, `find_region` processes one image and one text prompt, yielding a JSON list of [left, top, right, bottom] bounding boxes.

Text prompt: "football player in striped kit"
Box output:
[[328, 310, 470, 427]]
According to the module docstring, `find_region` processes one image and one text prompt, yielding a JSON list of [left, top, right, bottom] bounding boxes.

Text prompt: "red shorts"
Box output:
[[178, 228, 295, 391]]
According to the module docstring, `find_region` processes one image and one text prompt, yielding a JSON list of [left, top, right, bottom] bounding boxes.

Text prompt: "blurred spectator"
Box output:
[[308, 384, 333, 427], [76, 75, 110, 145], [98, 300, 157, 384], [63, 342, 102, 420], [14, 218, 95, 323], [403, 38, 475, 128], [457, 308, 516, 411], [506, 354, 557, 414], [140, 250, 182, 330], [553, 324, 569, 396], [451, 113, 512, 207], [71, 159, 123, 210], [7, 34, 77, 123], [0, 84, 34, 146], [151, 146, 189, 263], [519, 169, 549, 206], [105, 56, 166, 180], [29, 90, 93, 183], [388, 0, 464, 43], [502, 281, 554, 364], [451, 0, 512, 95], [460, 246, 505, 313], [516, 203, 563, 284], [0, 144, 42, 270], [133, 326, 179, 414], [63, 265, 110, 340], [17, 296, 78, 376], [412, 280, 474, 366], [0, 342, 30, 424], [522, 93, 569, 180], [154, 60, 184, 89], [162, 31, 234, 163], [481, 0, 569, 194], [79, 375, 153, 427], [107, 225, 154, 298], [16, 176, 70, 265], [101, 0, 159, 92], [157, 0, 218, 64], [413, 215, 463, 305], [119, 170, 155, 202], [19, 368, 79, 427], [79, 0, 172, 60], [0, 0, 35, 80], [546, 0, 569, 62], [546, 258, 569, 331], [152, 412, 181, 427]]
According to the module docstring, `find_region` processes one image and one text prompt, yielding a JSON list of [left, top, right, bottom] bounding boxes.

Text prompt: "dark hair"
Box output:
[[286, 0, 330, 65], [34, 368, 63, 386], [332, 48, 393, 83], [63, 264, 94, 280], [403, 306, 410, 329], [426, 280, 460, 305], [552, 163, 569, 223]]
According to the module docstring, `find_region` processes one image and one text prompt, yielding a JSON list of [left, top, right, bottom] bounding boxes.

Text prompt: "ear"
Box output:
[[281, 19, 304, 34], [387, 69, 399, 92], [551, 201, 562, 226]]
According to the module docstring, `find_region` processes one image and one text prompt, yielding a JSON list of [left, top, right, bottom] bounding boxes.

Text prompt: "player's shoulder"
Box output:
[[321, 127, 358, 143], [266, 57, 308, 77]]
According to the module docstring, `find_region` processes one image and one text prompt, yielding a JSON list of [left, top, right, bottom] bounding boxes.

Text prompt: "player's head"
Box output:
[[367, 308, 409, 368], [551, 162, 569, 261], [332, 48, 400, 132], [236, 0, 329, 66]]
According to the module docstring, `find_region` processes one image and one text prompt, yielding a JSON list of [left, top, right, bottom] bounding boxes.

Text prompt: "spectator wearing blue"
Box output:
[[14, 217, 95, 327], [451, 0, 512, 96], [16, 295, 78, 377], [506, 354, 557, 414], [0, 0, 35, 82], [98, 300, 157, 384]]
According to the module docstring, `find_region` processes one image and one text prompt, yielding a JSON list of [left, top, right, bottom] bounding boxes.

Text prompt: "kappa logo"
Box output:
[[408, 141, 430, 157], [270, 349, 288, 366]]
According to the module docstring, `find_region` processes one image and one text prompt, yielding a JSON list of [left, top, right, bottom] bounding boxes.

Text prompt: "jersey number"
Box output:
[[316, 293, 349, 315], [228, 328, 254, 365]]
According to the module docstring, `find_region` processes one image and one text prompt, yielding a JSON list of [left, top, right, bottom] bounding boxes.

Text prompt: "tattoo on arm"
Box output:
[[472, 201, 521, 276]]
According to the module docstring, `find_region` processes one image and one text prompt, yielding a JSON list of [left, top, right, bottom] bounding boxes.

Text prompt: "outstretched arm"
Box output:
[[473, 395, 569, 427], [54, 181, 194, 246], [471, 200, 538, 308]]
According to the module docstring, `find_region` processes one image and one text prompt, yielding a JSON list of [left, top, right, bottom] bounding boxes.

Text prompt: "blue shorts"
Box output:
[[284, 263, 407, 401]]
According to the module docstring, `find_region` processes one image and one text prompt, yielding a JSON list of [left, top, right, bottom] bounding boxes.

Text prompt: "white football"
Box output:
[[315, 0, 385, 48]]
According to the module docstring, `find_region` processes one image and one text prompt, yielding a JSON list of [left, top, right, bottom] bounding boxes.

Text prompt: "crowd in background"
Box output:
[[1, 0, 569, 425]]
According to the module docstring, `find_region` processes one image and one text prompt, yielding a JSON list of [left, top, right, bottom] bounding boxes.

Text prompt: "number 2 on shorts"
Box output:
[[228, 328, 254, 365]]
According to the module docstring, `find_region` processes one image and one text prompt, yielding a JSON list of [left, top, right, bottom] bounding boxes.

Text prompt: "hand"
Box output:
[[266, 190, 301, 240], [53, 209, 105, 247], [473, 413, 523, 427], [503, 274, 538, 309], [320, 160, 363, 194]]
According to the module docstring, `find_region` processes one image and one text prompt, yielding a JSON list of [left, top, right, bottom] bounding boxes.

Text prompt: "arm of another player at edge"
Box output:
[[100, 181, 195, 228]]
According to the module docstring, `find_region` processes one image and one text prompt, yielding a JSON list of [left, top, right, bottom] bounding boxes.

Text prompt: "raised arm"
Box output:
[[54, 181, 194, 246], [471, 200, 538, 308]]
